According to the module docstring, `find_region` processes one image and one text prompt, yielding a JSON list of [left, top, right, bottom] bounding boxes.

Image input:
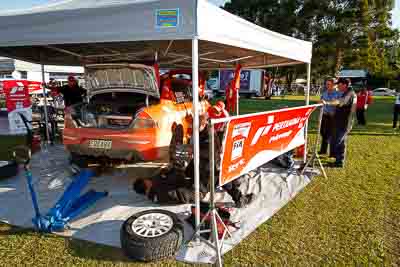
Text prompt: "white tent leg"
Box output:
[[304, 63, 311, 162], [192, 38, 201, 233], [41, 64, 50, 143]]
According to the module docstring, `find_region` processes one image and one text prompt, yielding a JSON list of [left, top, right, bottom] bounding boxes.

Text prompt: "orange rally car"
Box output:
[[63, 64, 210, 165]]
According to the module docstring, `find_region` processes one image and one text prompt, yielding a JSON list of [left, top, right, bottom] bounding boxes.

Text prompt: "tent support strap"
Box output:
[[304, 63, 311, 162], [192, 38, 201, 236]]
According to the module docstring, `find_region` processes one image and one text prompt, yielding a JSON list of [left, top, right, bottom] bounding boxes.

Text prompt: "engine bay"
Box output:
[[71, 92, 153, 129]]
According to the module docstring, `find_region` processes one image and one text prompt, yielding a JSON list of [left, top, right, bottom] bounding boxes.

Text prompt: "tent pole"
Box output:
[[41, 63, 50, 144], [304, 63, 311, 162], [236, 84, 239, 116], [192, 38, 201, 234], [236, 64, 239, 116]]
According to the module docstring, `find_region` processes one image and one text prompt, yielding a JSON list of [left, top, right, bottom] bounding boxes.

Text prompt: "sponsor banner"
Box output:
[[3, 80, 32, 134], [27, 81, 43, 94], [219, 105, 319, 186], [8, 108, 32, 134], [220, 70, 251, 91], [3, 80, 31, 112]]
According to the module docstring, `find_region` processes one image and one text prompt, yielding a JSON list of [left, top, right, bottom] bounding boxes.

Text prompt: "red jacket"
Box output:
[[356, 91, 372, 109], [208, 107, 229, 132]]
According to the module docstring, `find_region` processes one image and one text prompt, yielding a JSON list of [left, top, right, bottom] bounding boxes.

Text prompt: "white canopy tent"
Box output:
[[0, 0, 311, 68], [0, 0, 313, 259]]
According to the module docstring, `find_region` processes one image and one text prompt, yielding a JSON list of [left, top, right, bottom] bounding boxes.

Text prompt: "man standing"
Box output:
[[393, 91, 400, 130], [207, 100, 229, 140], [356, 87, 372, 125], [319, 78, 341, 156], [263, 72, 273, 100], [52, 75, 86, 108], [322, 78, 357, 168]]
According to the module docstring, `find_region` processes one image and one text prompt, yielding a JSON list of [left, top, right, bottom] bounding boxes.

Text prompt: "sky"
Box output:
[[393, 0, 400, 29], [2, 0, 399, 29]]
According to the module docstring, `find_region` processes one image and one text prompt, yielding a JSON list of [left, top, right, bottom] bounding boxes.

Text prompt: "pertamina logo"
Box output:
[[9, 82, 25, 95], [251, 115, 275, 145]]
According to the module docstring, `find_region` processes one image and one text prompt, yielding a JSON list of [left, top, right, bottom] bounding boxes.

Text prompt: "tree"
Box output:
[[224, 0, 399, 83]]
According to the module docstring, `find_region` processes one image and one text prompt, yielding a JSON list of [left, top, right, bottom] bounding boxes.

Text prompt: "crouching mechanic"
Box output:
[[207, 100, 230, 145], [134, 110, 254, 207]]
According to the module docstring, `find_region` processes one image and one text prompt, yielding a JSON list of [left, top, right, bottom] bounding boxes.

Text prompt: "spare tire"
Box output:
[[120, 209, 184, 262], [0, 161, 18, 180]]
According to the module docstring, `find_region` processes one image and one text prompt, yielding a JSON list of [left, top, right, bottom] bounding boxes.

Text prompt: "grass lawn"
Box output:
[[0, 96, 399, 266]]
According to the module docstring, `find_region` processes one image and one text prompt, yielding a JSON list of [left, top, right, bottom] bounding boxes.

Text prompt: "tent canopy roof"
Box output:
[[0, 0, 312, 69]]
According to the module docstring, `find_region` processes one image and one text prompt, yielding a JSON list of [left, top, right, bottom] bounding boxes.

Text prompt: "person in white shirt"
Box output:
[[393, 92, 400, 129]]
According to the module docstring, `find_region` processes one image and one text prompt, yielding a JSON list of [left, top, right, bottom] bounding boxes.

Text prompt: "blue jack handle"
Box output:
[[25, 170, 42, 219]]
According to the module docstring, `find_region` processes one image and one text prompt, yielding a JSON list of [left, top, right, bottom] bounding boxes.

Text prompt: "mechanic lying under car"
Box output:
[[134, 103, 296, 207], [134, 104, 255, 208]]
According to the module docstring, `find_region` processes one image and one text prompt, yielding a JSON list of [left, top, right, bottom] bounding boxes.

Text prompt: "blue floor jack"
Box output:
[[15, 146, 108, 232]]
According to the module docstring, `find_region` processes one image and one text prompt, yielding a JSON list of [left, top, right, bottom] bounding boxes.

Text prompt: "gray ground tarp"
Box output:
[[0, 145, 313, 264]]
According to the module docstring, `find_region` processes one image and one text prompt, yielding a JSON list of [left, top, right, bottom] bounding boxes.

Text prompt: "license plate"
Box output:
[[88, 140, 112, 150]]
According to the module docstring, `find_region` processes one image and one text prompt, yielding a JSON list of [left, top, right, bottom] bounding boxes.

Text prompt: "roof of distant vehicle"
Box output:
[[373, 88, 394, 91], [338, 69, 368, 78]]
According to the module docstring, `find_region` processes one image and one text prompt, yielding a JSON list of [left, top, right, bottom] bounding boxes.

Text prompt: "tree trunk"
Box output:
[[335, 46, 344, 76]]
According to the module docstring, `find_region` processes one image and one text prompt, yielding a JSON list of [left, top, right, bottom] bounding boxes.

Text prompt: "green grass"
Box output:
[[0, 96, 399, 266]]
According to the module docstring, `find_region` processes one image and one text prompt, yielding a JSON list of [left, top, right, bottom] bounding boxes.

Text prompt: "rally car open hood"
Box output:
[[85, 63, 160, 98]]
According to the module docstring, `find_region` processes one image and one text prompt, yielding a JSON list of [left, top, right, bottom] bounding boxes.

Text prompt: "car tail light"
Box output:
[[132, 111, 156, 129]]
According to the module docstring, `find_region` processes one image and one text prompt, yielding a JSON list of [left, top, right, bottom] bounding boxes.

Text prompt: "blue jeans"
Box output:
[[333, 127, 348, 164]]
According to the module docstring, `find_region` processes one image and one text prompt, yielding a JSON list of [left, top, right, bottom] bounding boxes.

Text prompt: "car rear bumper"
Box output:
[[63, 126, 162, 161], [66, 144, 144, 161]]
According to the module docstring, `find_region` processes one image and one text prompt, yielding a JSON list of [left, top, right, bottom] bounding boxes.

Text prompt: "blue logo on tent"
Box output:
[[156, 9, 179, 28]]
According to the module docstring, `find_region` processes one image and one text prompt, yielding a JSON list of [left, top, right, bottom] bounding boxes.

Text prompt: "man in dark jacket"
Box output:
[[52, 76, 86, 107], [322, 78, 357, 168]]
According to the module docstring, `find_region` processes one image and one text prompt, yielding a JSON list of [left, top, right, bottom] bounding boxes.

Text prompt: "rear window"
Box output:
[[85, 65, 158, 97]]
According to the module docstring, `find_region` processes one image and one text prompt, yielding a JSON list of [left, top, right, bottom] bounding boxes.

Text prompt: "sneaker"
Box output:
[[332, 161, 344, 168]]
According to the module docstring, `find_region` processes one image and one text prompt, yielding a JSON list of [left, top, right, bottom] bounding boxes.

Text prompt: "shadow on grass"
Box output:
[[65, 220, 190, 266], [0, 223, 38, 237], [66, 235, 132, 264], [0, 221, 134, 264]]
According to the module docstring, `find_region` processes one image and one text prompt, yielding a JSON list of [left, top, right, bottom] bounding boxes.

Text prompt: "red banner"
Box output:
[[27, 81, 43, 94], [3, 80, 31, 112], [219, 105, 319, 186]]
